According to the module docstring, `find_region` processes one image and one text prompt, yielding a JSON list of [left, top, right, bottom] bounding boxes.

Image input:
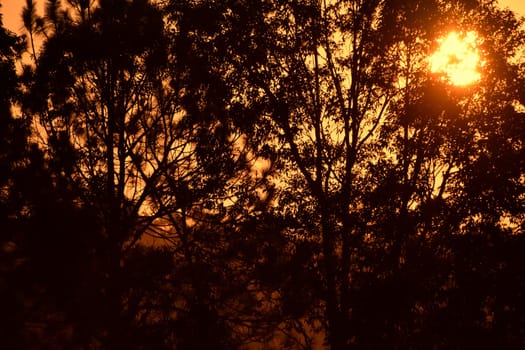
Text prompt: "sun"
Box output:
[[429, 31, 481, 86]]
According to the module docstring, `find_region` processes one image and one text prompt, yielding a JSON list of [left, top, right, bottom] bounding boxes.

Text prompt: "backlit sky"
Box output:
[[1, 0, 524, 35], [2, 0, 43, 34]]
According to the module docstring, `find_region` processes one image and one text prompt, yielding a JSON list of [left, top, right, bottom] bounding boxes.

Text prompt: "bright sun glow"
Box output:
[[429, 31, 481, 86]]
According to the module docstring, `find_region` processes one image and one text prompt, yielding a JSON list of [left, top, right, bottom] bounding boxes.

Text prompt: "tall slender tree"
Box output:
[[0, 5, 28, 347]]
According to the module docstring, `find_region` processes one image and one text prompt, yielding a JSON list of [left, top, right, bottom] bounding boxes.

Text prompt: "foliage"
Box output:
[[1, 0, 524, 349], [182, 0, 525, 348]]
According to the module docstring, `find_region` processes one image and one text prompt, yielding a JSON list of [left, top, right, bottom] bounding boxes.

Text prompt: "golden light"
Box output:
[[429, 31, 481, 86]]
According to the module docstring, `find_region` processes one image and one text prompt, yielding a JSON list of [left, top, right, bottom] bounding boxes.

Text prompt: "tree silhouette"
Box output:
[[3, 0, 525, 348], [174, 0, 525, 348], [18, 0, 279, 348], [0, 5, 30, 348]]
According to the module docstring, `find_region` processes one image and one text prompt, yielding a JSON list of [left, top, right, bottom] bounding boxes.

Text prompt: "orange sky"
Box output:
[[1, 0, 524, 34], [1, 0, 45, 34], [499, 0, 525, 18]]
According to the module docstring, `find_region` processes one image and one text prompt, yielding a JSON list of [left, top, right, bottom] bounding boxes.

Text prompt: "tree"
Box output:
[[20, 0, 279, 348], [0, 5, 30, 348], [1, 4, 102, 348], [8, 0, 525, 348], [172, 0, 525, 348]]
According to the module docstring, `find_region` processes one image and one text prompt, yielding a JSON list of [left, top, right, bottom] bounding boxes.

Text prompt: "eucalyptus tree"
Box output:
[[171, 0, 525, 348]]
